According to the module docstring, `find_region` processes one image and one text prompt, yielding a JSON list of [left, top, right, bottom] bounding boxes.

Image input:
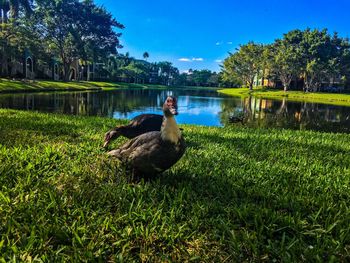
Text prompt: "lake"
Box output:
[[0, 88, 349, 133]]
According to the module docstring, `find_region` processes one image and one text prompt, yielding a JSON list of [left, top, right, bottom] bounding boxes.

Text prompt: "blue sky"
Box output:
[[95, 0, 350, 72]]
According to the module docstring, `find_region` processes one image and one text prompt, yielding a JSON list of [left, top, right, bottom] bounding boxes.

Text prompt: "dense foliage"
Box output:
[[222, 42, 264, 90], [222, 29, 350, 92], [0, 0, 125, 80]]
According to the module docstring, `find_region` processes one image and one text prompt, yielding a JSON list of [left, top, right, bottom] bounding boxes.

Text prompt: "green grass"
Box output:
[[0, 109, 350, 261], [0, 79, 172, 92], [0, 78, 217, 93], [0, 78, 122, 93], [218, 87, 350, 106]]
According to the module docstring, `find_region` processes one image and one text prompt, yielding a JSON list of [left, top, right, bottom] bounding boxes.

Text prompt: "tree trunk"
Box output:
[[63, 63, 70, 81], [86, 63, 89, 81], [1, 45, 9, 77], [262, 68, 266, 87]]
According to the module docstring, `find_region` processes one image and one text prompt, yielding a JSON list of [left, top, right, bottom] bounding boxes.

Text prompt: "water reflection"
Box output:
[[220, 96, 350, 133], [0, 88, 349, 133]]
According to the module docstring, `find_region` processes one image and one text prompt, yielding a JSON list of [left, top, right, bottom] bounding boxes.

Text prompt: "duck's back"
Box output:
[[123, 114, 163, 138], [109, 131, 186, 176]]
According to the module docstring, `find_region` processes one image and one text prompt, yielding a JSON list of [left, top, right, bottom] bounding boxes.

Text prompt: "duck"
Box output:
[[228, 115, 244, 124], [108, 96, 186, 179], [103, 113, 164, 147]]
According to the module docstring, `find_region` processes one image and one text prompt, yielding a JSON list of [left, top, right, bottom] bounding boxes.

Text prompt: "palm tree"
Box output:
[[143, 51, 149, 61]]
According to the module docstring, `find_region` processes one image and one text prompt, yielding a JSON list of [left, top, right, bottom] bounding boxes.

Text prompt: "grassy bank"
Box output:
[[0, 79, 172, 93], [0, 78, 216, 93], [218, 87, 350, 106], [0, 110, 350, 261], [0, 79, 122, 93]]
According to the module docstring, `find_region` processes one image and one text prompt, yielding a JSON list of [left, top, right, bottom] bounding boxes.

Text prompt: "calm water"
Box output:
[[0, 88, 350, 133]]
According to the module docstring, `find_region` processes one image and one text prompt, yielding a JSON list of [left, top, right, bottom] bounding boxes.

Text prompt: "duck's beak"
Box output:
[[169, 106, 178, 115], [103, 130, 119, 148], [103, 136, 111, 148], [103, 140, 110, 148]]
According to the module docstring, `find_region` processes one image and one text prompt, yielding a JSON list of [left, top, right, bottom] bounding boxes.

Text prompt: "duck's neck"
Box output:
[[161, 116, 181, 143]]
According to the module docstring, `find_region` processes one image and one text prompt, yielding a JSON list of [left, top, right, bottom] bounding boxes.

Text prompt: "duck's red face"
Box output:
[[164, 96, 178, 116]]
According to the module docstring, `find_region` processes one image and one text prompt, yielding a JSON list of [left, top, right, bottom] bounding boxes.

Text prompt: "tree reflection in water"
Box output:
[[0, 89, 349, 133], [220, 96, 350, 133]]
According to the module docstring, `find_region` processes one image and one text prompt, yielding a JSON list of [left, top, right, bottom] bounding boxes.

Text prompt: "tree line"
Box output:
[[222, 29, 350, 92], [0, 0, 220, 87]]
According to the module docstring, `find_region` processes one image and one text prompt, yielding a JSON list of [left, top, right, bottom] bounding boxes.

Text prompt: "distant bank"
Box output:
[[218, 87, 350, 107]]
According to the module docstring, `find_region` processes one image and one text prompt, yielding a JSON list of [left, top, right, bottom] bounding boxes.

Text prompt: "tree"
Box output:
[[299, 29, 333, 92], [143, 52, 149, 60], [189, 69, 217, 87], [0, 0, 33, 76], [326, 33, 350, 87], [157, 61, 178, 85], [0, 0, 32, 23], [36, 0, 123, 81], [78, 1, 124, 66], [218, 71, 242, 87], [222, 42, 264, 90], [208, 72, 219, 87], [270, 30, 303, 91]]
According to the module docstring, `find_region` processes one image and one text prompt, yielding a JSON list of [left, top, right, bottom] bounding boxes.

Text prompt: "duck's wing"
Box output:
[[131, 136, 186, 175], [108, 132, 186, 176], [107, 131, 161, 160], [130, 114, 163, 125], [130, 114, 163, 130]]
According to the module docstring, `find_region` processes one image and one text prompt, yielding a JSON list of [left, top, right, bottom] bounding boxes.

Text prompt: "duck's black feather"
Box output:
[[108, 131, 186, 177], [115, 114, 163, 138], [103, 114, 164, 147]]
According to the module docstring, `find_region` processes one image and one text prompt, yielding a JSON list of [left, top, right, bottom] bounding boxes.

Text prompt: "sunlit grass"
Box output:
[[0, 78, 175, 92], [218, 87, 350, 106], [0, 78, 120, 92], [0, 78, 218, 93], [0, 109, 349, 261]]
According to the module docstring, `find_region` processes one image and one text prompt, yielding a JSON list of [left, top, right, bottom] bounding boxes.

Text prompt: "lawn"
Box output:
[[0, 79, 120, 93], [0, 78, 216, 93], [0, 79, 171, 93], [0, 109, 349, 261], [218, 87, 350, 107]]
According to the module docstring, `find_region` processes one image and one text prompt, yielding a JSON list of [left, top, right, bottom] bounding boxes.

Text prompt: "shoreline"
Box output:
[[218, 87, 350, 107], [0, 78, 218, 94]]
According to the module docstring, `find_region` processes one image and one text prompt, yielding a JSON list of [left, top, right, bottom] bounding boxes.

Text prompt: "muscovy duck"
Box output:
[[228, 115, 244, 124], [108, 96, 186, 178], [103, 114, 163, 147]]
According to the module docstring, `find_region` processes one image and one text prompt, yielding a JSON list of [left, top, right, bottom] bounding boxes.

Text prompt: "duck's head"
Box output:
[[163, 96, 178, 117]]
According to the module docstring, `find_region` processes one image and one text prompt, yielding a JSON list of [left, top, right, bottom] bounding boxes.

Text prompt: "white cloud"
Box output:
[[227, 41, 233, 45], [178, 57, 204, 62], [215, 59, 222, 63], [216, 42, 221, 46], [178, 58, 191, 62]]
